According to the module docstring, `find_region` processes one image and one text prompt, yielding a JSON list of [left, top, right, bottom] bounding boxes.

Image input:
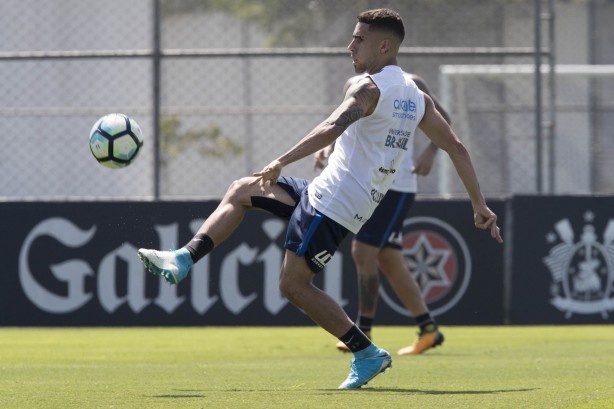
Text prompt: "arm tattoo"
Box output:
[[329, 82, 379, 130], [335, 108, 363, 128]]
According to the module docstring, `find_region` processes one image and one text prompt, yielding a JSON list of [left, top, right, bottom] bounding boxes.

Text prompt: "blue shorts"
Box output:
[[354, 190, 415, 249], [277, 177, 350, 274]]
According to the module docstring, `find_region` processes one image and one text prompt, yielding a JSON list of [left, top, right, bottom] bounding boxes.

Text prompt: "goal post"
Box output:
[[437, 64, 614, 195]]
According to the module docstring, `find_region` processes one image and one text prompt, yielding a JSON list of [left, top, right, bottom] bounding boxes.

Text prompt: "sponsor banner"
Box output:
[[0, 200, 505, 326], [510, 196, 614, 324], [1, 201, 315, 326], [374, 200, 506, 325]]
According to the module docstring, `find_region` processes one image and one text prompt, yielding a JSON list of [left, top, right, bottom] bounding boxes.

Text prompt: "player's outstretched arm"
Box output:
[[254, 77, 380, 184], [411, 74, 450, 176], [418, 94, 502, 243]]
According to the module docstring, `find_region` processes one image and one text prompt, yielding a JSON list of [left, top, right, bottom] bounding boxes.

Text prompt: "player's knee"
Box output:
[[376, 253, 395, 272], [352, 247, 377, 273], [351, 243, 368, 266], [278, 275, 297, 302], [225, 177, 257, 203], [279, 274, 310, 305], [226, 177, 248, 196], [376, 250, 405, 279]]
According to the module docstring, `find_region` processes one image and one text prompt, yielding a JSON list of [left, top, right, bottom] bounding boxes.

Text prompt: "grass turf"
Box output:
[[0, 326, 612, 408]]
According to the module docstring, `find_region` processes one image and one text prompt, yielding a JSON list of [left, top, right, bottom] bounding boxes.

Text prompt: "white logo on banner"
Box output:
[[380, 216, 472, 317], [543, 211, 614, 319], [18, 217, 346, 316]]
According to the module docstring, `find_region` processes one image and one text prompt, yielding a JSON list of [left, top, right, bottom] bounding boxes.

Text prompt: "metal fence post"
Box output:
[[153, 0, 161, 200], [534, 0, 543, 194], [547, 0, 556, 194]]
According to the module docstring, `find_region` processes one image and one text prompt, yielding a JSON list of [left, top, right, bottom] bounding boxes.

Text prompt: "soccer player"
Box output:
[[314, 75, 452, 355], [138, 8, 502, 389]]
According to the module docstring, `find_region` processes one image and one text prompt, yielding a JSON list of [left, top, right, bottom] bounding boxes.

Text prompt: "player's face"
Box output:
[[347, 22, 382, 74]]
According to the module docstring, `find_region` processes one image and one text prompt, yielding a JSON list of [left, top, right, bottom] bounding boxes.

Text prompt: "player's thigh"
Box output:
[[228, 176, 297, 208]]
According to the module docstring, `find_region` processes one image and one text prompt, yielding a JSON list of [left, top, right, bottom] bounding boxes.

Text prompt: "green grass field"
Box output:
[[0, 326, 612, 408]]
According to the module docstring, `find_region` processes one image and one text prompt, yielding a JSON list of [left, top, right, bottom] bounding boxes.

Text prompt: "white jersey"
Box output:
[[389, 135, 419, 193], [308, 65, 426, 233]]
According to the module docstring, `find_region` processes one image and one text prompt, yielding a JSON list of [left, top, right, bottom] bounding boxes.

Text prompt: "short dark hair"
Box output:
[[357, 8, 405, 43]]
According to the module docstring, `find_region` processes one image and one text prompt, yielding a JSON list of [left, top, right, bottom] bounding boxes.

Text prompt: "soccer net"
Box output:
[[435, 64, 614, 195]]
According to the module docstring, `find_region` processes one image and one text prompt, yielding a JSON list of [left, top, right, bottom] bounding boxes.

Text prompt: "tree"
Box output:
[[159, 116, 242, 166], [160, 0, 373, 47]]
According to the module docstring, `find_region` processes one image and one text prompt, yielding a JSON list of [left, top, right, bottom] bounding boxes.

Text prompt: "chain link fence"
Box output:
[[1, 0, 612, 200]]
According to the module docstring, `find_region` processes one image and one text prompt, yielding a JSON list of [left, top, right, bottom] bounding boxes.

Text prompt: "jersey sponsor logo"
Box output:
[[392, 99, 417, 120], [392, 112, 416, 120], [384, 134, 409, 150], [388, 128, 412, 137], [370, 189, 384, 204], [378, 167, 396, 175], [543, 211, 614, 319], [379, 216, 471, 317], [354, 214, 366, 223], [394, 98, 417, 112]]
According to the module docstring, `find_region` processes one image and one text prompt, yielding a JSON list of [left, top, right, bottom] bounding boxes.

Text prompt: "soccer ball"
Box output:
[[89, 113, 144, 169]]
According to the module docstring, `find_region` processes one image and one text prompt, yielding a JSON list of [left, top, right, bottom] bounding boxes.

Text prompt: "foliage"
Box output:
[[159, 116, 242, 165], [160, 0, 372, 46], [158, 0, 538, 48]]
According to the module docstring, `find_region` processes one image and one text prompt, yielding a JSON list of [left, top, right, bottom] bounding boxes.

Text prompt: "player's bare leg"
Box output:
[[192, 176, 296, 245], [279, 251, 392, 389], [377, 247, 429, 316], [377, 248, 444, 355], [139, 176, 296, 284], [279, 251, 355, 336], [336, 240, 380, 351]]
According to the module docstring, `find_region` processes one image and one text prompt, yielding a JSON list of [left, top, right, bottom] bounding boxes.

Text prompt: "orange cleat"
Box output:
[[397, 329, 444, 355]]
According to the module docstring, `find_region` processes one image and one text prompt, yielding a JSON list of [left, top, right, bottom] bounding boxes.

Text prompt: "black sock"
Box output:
[[414, 313, 437, 333], [338, 325, 372, 353], [184, 233, 214, 263], [356, 316, 373, 335]]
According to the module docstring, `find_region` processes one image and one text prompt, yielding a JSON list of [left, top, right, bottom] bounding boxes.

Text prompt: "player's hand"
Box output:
[[412, 145, 437, 176], [474, 205, 503, 243], [314, 149, 327, 171], [314, 145, 334, 171], [253, 159, 282, 185]]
